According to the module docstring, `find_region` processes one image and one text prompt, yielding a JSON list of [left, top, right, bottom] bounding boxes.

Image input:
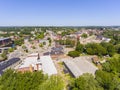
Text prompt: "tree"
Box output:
[[8, 48, 14, 52], [47, 38, 52, 45], [14, 39, 24, 46], [115, 44, 120, 54], [85, 43, 107, 56], [57, 39, 75, 47], [81, 33, 88, 38], [39, 44, 43, 47], [0, 69, 65, 90], [36, 32, 44, 39], [75, 42, 84, 53], [71, 73, 103, 90], [39, 76, 64, 90], [102, 55, 120, 73], [1, 51, 7, 61], [95, 70, 120, 90], [68, 51, 80, 58], [100, 42, 115, 56], [32, 46, 36, 49]]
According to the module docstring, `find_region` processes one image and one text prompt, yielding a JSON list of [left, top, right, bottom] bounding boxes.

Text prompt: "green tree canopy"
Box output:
[[71, 73, 103, 90], [81, 33, 88, 38], [68, 51, 80, 58], [85, 43, 107, 56], [0, 69, 64, 90], [100, 42, 115, 56], [39, 76, 64, 90], [75, 42, 84, 53], [95, 70, 120, 90]]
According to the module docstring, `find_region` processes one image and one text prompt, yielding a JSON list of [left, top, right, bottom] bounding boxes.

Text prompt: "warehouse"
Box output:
[[63, 57, 98, 78]]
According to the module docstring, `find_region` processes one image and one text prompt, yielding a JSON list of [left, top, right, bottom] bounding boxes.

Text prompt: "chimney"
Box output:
[[37, 53, 40, 60], [29, 64, 33, 72], [36, 64, 39, 71]]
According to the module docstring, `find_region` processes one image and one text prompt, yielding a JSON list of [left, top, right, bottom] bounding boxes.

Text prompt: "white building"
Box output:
[[18, 53, 57, 76]]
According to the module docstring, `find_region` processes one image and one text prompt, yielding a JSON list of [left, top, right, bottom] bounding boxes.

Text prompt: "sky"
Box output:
[[0, 0, 120, 26]]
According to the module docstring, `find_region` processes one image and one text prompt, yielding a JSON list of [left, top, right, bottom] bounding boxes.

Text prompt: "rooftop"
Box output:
[[0, 58, 20, 71], [19, 53, 57, 76], [63, 57, 98, 78], [0, 37, 10, 41]]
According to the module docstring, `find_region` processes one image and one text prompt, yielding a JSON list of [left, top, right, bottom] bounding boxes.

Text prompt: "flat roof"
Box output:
[[63, 57, 98, 78], [0, 47, 11, 49], [0, 58, 20, 71], [19, 53, 57, 76], [0, 38, 10, 41]]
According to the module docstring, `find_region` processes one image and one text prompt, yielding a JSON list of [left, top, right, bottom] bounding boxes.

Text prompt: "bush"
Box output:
[[75, 42, 84, 53], [8, 48, 14, 52], [68, 51, 80, 58], [39, 44, 43, 47], [1, 51, 7, 60], [81, 33, 88, 38], [32, 46, 36, 49]]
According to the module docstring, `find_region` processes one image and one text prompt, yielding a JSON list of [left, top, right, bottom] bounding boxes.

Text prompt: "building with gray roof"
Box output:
[[63, 57, 98, 78]]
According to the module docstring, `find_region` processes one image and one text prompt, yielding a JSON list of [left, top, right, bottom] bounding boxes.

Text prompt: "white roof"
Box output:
[[41, 55, 57, 75], [19, 53, 57, 75], [0, 37, 10, 41]]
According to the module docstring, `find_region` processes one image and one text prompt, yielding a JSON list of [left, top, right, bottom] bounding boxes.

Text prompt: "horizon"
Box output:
[[0, 0, 120, 26]]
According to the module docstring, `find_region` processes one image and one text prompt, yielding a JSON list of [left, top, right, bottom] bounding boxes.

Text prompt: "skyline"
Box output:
[[0, 0, 120, 26]]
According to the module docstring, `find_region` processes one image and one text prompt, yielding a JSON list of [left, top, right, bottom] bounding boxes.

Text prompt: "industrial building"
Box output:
[[63, 57, 98, 78], [18, 53, 57, 76]]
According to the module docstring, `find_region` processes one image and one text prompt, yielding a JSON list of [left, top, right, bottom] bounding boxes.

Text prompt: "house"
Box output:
[[96, 35, 104, 40], [51, 45, 64, 55], [0, 38, 12, 47], [0, 47, 11, 54], [39, 39, 49, 46], [24, 36, 30, 43], [103, 38, 111, 42]]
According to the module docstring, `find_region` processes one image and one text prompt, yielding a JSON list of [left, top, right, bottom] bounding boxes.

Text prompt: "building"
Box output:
[[44, 45, 64, 59], [0, 58, 21, 76], [18, 53, 57, 76], [39, 39, 49, 46], [0, 47, 11, 54], [51, 46, 64, 55], [0, 38, 12, 47], [102, 38, 111, 42], [63, 57, 98, 78], [96, 35, 103, 40]]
